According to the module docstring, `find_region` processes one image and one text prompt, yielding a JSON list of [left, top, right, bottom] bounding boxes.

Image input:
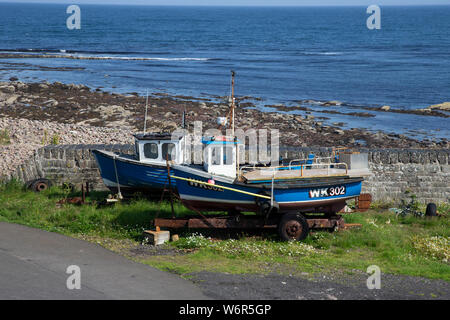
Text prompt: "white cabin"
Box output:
[[202, 136, 240, 178], [134, 133, 186, 165]]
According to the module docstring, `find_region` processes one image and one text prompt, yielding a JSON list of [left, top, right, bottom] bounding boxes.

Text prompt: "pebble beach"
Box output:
[[1, 79, 449, 180]]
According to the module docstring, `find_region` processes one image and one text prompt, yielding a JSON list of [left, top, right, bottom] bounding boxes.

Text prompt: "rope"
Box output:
[[112, 156, 122, 199], [170, 175, 271, 199]]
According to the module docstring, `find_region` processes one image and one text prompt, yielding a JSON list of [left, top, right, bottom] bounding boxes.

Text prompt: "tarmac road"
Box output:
[[191, 271, 450, 300], [0, 222, 208, 300]]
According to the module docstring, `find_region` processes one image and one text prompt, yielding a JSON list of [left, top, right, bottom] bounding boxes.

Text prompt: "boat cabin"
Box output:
[[202, 136, 240, 178], [134, 133, 186, 165]]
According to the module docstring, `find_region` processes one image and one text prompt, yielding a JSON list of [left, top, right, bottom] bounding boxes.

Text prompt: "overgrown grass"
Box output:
[[175, 233, 318, 258], [0, 128, 10, 145], [0, 180, 448, 281], [159, 204, 450, 280], [155, 211, 449, 280], [0, 180, 192, 240], [51, 134, 60, 145]]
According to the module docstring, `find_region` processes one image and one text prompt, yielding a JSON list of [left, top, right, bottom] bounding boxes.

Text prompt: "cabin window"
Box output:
[[162, 143, 176, 161], [144, 143, 158, 159], [135, 142, 140, 160], [211, 146, 222, 165], [223, 146, 234, 165]]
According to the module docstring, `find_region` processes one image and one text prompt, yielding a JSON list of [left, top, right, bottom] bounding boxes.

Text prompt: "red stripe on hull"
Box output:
[[182, 198, 349, 214]]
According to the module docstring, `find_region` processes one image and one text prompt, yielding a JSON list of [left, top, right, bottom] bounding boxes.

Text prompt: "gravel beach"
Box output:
[[0, 117, 133, 179], [0, 80, 448, 180]]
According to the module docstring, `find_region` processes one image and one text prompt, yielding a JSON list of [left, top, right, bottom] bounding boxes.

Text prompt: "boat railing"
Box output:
[[266, 162, 348, 205], [238, 162, 269, 175], [240, 162, 349, 180], [288, 156, 333, 169]]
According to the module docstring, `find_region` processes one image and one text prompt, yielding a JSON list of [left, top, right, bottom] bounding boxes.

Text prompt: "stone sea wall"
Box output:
[[10, 144, 450, 204], [10, 144, 134, 191]]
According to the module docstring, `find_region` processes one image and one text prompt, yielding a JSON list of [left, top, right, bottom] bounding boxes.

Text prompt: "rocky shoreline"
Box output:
[[0, 79, 448, 179], [271, 100, 450, 118], [0, 117, 133, 179]]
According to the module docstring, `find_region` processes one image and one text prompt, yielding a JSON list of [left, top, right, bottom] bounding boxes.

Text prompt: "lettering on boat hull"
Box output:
[[309, 186, 346, 198], [188, 179, 224, 192]]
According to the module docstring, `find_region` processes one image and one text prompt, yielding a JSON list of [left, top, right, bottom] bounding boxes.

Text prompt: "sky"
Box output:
[[1, 0, 450, 6]]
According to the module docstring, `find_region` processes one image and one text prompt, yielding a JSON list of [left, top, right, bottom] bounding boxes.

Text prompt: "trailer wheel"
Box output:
[[30, 178, 51, 192], [425, 203, 437, 217], [278, 213, 309, 241]]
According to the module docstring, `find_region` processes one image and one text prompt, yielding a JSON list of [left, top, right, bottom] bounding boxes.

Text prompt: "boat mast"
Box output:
[[230, 70, 235, 137], [143, 89, 149, 134], [229, 70, 240, 178]]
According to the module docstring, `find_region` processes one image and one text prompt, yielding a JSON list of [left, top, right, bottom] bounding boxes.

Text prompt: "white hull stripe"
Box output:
[[282, 195, 355, 204]]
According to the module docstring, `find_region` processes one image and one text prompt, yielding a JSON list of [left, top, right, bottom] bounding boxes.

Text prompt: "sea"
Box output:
[[0, 3, 449, 140]]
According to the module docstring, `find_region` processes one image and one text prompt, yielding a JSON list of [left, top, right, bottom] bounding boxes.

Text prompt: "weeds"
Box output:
[[391, 191, 424, 218], [0, 180, 191, 240], [51, 134, 60, 145], [0, 128, 11, 145], [174, 233, 317, 259], [412, 235, 449, 263], [42, 129, 48, 145]]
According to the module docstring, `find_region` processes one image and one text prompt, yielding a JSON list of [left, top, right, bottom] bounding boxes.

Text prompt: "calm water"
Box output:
[[0, 3, 449, 139]]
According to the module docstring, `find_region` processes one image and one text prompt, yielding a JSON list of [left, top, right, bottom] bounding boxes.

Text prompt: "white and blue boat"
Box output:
[[170, 135, 369, 240], [92, 132, 187, 196]]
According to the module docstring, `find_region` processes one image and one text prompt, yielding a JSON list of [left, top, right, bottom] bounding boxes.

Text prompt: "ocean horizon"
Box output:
[[0, 3, 449, 139]]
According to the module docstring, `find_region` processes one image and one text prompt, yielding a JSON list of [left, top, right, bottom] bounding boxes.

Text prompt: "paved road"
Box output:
[[192, 271, 450, 300], [0, 222, 208, 300]]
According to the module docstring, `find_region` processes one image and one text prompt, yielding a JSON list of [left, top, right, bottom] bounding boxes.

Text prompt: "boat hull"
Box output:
[[92, 150, 176, 196], [172, 166, 362, 214]]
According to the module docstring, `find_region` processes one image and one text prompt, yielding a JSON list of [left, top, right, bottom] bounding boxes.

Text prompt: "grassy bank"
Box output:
[[0, 181, 448, 281], [0, 180, 192, 239]]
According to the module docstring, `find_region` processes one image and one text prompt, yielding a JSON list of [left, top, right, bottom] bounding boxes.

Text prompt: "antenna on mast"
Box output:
[[143, 89, 149, 133], [230, 70, 235, 137], [182, 106, 186, 129]]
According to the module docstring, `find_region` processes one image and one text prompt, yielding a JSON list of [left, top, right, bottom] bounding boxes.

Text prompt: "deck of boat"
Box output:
[[243, 167, 370, 182]]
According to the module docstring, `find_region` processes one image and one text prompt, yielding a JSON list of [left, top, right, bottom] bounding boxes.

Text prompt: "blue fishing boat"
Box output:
[[170, 135, 369, 240], [92, 132, 187, 197], [171, 137, 365, 213]]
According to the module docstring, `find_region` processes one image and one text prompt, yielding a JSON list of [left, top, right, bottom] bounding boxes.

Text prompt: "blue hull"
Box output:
[[92, 150, 176, 195], [172, 166, 362, 214]]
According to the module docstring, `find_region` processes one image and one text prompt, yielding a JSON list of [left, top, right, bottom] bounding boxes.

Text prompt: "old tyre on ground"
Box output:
[[30, 178, 51, 192], [278, 212, 309, 241], [425, 203, 437, 217]]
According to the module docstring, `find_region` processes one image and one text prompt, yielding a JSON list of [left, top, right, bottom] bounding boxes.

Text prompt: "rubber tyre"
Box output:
[[255, 190, 272, 216], [278, 213, 309, 241], [255, 190, 271, 206], [425, 203, 437, 217], [30, 178, 51, 192]]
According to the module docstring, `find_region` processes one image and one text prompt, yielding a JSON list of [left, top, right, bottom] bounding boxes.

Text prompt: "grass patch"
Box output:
[[161, 208, 450, 280], [0, 179, 192, 240], [175, 233, 317, 259], [411, 235, 449, 263], [0, 180, 448, 281], [0, 128, 11, 145]]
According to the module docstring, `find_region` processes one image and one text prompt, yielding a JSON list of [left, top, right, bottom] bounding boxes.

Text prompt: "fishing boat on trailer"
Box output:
[[169, 135, 370, 240], [92, 132, 187, 197]]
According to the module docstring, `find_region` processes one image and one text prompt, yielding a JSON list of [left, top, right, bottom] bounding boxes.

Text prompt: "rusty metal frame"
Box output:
[[154, 214, 346, 230]]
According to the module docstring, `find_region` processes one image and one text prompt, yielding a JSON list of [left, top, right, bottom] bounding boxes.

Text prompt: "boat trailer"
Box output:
[[154, 214, 355, 231]]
